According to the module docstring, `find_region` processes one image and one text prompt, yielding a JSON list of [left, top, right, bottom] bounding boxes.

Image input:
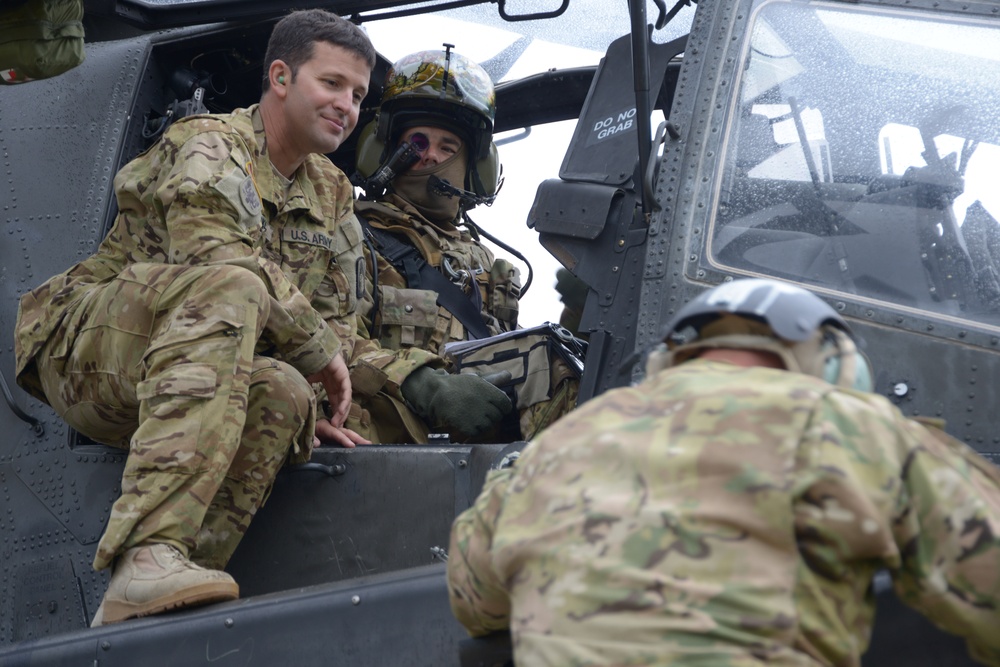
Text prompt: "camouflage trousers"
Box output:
[[519, 365, 579, 441], [36, 263, 316, 571]]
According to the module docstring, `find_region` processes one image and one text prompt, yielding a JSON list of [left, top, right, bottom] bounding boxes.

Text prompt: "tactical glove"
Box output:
[[401, 367, 513, 438], [555, 268, 589, 337], [555, 268, 588, 310]]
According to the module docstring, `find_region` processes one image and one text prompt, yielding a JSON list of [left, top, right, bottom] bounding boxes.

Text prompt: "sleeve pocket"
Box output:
[[136, 362, 218, 400]]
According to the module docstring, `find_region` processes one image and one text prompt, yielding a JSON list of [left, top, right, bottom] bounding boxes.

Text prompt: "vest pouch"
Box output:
[[376, 285, 439, 349], [0, 0, 84, 84], [442, 323, 586, 411]]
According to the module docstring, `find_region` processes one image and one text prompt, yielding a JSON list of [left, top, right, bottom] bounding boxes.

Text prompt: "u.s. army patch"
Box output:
[[282, 227, 335, 251], [240, 175, 262, 216]]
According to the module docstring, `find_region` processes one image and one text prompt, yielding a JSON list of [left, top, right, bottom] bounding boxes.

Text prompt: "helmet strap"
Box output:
[[667, 334, 804, 372], [664, 328, 872, 391]]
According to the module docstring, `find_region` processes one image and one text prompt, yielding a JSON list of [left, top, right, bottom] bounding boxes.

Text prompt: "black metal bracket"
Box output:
[[498, 0, 570, 21], [0, 370, 42, 435], [285, 462, 347, 477]]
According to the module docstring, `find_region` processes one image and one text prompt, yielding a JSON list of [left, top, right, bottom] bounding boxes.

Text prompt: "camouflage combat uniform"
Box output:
[[14, 105, 430, 571], [356, 195, 578, 440], [448, 360, 1000, 666]]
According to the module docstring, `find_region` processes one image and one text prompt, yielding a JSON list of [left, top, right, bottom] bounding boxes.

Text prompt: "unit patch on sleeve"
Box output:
[[240, 175, 262, 216]]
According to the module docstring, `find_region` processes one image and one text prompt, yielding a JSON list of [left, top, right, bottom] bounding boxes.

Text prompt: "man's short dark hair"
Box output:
[[262, 9, 376, 93]]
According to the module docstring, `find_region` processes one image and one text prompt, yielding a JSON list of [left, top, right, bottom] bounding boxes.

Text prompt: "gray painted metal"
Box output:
[[2, 564, 470, 666], [1, 0, 999, 663]]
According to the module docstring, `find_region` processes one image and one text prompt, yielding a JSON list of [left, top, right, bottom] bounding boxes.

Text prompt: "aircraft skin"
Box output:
[[0, 0, 998, 664]]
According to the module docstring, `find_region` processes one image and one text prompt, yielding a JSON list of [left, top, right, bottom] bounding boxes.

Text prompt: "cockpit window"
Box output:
[[709, 0, 1000, 331]]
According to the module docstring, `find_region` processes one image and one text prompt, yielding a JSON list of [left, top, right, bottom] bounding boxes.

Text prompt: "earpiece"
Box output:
[[277, 75, 285, 84]]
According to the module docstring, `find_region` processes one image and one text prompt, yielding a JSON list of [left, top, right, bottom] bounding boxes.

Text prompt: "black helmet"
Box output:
[[653, 279, 872, 391]]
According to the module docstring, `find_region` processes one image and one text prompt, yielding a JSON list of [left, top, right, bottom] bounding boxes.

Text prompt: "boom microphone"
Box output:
[[428, 175, 496, 208], [366, 132, 429, 195]]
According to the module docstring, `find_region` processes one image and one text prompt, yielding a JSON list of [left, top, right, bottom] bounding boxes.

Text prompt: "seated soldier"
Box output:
[[13, 8, 367, 625], [352, 46, 581, 442]]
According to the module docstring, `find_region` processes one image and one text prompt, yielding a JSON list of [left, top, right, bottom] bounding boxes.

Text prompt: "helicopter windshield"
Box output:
[[709, 0, 1000, 331]]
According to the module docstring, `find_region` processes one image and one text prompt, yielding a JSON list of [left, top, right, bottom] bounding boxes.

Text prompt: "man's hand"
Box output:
[[555, 268, 588, 310], [314, 420, 371, 448], [401, 367, 513, 439], [555, 268, 588, 337], [307, 355, 352, 427]]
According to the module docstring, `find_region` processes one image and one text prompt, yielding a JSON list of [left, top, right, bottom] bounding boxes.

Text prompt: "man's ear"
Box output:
[[268, 61, 290, 96]]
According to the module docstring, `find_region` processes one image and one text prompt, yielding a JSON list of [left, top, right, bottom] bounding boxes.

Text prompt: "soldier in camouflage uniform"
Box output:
[[447, 278, 1000, 666], [353, 46, 579, 441], [12, 10, 376, 626]]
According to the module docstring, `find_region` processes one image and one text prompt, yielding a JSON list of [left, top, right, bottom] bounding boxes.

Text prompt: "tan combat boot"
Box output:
[[92, 543, 239, 626]]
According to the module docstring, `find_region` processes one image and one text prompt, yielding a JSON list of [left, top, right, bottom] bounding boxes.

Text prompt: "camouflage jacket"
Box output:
[[355, 196, 521, 355], [448, 361, 1000, 666], [15, 105, 431, 403]]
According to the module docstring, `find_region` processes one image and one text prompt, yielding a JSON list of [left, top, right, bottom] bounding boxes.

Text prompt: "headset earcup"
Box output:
[[354, 120, 387, 180], [851, 351, 874, 392], [821, 330, 874, 392], [470, 141, 500, 197]]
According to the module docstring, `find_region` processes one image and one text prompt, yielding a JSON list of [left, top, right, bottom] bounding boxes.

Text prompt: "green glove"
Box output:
[[555, 268, 588, 311], [555, 268, 589, 337], [401, 367, 513, 438]]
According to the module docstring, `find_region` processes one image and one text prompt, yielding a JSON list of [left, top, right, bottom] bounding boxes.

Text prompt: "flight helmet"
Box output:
[[355, 45, 500, 206], [650, 278, 873, 391]]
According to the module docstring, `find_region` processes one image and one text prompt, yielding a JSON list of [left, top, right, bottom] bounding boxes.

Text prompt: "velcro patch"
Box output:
[[240, 175, 262, 216], [282, 227, 335, 251]]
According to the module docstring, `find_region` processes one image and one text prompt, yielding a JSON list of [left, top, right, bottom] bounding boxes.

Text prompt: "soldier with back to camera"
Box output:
[[352, 46, 581, 443], [447, 278, 1000, 666]]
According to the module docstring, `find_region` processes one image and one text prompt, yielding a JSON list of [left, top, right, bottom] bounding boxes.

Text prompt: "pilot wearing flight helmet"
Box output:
[[352, 45, 581, 443]]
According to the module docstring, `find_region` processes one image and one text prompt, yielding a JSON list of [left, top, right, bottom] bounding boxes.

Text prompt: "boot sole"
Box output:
[[101, 581, 239, 625]]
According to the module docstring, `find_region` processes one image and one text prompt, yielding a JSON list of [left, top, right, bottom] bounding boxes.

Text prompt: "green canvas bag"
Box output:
[[0, 0, 84, 84]]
